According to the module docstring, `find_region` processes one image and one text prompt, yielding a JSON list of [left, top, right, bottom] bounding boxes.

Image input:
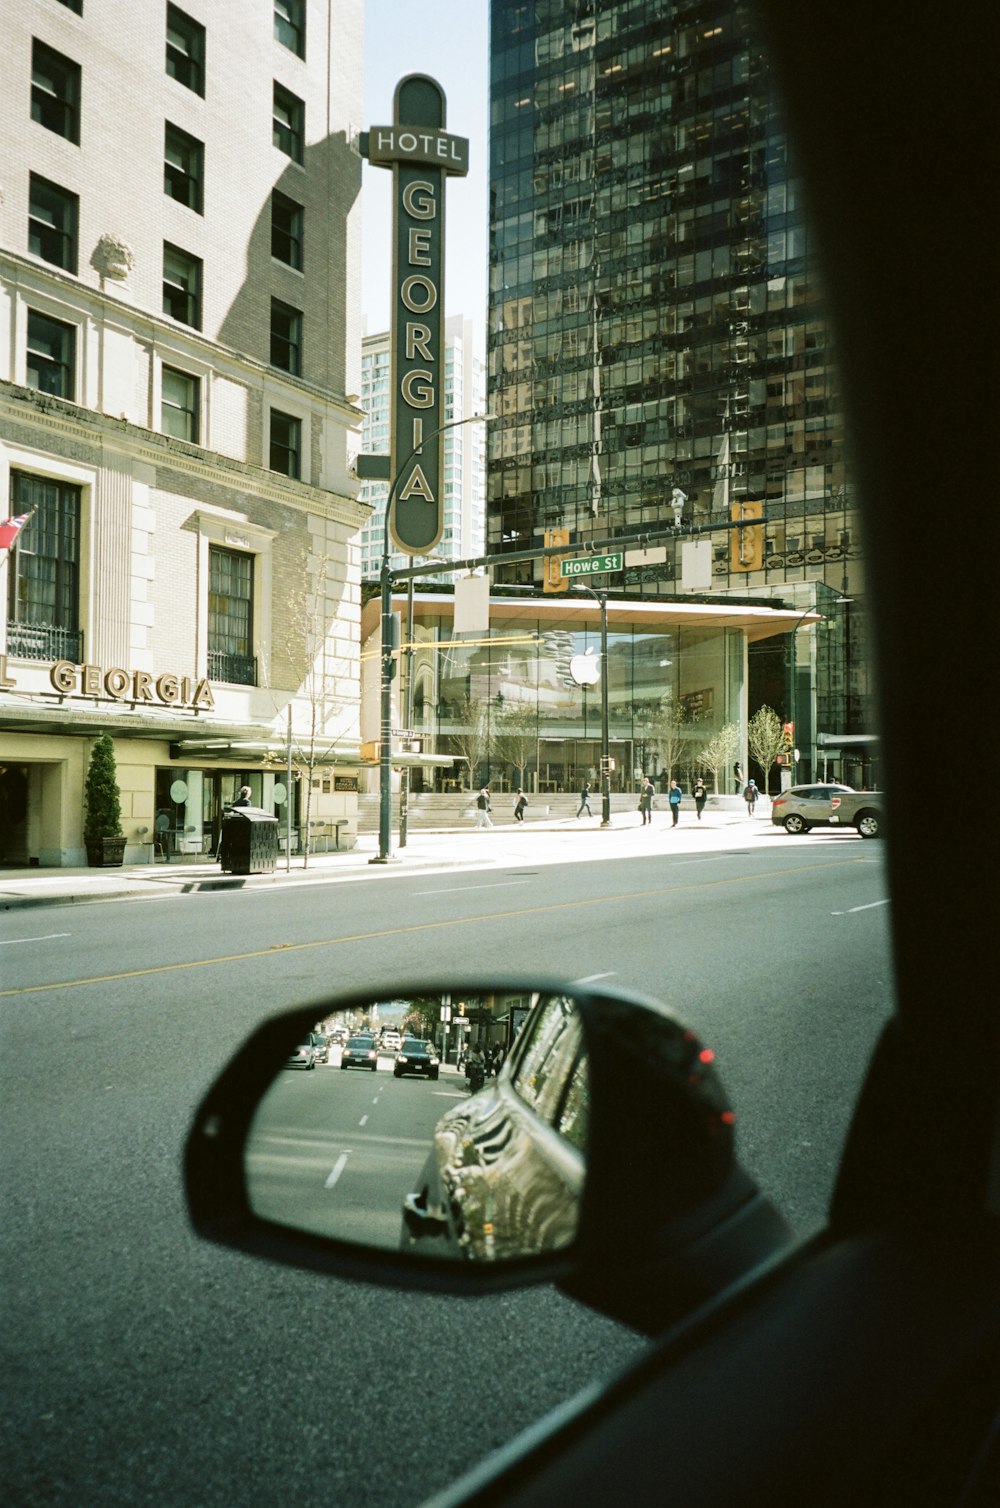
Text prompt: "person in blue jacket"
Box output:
[[668, 779, 683, 826]]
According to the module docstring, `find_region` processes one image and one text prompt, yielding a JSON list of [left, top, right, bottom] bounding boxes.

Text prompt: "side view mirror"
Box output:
[[185, 980, 793, 1333]]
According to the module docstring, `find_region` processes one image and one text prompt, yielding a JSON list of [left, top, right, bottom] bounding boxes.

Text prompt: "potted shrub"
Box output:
[[83, 733, 126, 867]]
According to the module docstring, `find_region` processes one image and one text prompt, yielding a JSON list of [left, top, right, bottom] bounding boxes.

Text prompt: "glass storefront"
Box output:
[[406, 613, 741, 795], [153, 768, 298, 858]]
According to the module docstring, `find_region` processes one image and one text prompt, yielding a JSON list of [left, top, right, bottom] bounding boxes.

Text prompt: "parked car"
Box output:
[[339, 1035, 378, 1072], [392, 1038, 440, 1081], [770, 783, 884, 837], [184, 11, 998, 1508], [285, 1038, 315, 1071]]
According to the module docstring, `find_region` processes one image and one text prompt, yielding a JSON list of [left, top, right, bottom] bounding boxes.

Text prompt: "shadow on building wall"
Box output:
[[218, 132, 360, 410]]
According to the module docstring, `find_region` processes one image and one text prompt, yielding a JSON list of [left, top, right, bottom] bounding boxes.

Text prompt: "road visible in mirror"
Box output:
[[244, 991, 587, 1260]]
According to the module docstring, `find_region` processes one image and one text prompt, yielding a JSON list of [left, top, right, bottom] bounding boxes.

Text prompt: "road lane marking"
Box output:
[[0, 855, 870, 998], [0, 932, 71, 946], [831, 899, 890, 915], [324, 1152, 350, 1190], [573, 972, 617, 984], [358, 1114, 369, 1127], [418, 881, 531, 895]]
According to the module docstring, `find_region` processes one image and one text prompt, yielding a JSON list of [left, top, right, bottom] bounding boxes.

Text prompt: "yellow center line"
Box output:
[[0, 858, 867, 998]]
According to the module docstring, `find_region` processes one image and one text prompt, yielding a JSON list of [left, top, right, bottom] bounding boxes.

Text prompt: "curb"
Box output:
[[0, 812, 759, 913]]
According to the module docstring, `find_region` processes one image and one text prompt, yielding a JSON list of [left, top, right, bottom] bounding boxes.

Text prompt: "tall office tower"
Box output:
[[0, 1, 368, 866], [359, 315, 487, 583], [488, 1, 874, 766]]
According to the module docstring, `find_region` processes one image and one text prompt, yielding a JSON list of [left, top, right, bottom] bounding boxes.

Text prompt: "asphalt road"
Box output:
[[0, 834, 894, 1508], [247, 1060, 465, 1246]]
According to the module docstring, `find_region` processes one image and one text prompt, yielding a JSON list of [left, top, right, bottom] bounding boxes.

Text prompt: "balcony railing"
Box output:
[[5, 622, 84, 662], [207, 650, 257, 686]]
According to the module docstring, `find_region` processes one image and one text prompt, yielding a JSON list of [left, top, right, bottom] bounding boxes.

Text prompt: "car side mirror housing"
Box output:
[[184, 980, 793, 1334]]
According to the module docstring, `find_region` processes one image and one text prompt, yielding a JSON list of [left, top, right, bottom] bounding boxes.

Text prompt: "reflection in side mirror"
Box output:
[[186, 979, 791, 1328], [244, 990, 588, 1262]]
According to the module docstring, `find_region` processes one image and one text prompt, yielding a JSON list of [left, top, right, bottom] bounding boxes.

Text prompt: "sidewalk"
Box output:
[[0, 803, 770, 912]]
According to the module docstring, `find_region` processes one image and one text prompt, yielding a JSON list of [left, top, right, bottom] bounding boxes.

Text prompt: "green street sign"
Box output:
[[560, 552, 624, 578]]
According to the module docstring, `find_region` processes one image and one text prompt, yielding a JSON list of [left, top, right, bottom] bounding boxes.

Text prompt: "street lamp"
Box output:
[[571, 583, 612, 827], [371, 412, 494, 864]]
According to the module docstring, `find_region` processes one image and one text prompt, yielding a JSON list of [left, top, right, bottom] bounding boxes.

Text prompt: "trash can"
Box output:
[[219, 807, 279, 875]]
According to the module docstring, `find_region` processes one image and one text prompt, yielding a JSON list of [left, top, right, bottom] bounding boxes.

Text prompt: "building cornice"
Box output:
[[0, 697, 361, 763], [0, 382, 370, 531], [0, 251, 364, 422]]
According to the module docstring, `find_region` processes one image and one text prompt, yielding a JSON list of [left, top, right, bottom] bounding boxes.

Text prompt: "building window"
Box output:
[[28, 175, 78, 273], [5, 471, 82, 663], [273, 82, 304, 163], [31, 40, 81, 143], [166, 4, 205, 95], [269, 409, 301, 478], [270, 299, 302, 374], [26, 310, 76, 398], [270, 190, 303, 269], [161, 366, 200, 443], [162, 242, 202, 328], [164, 122, 203, 212], [208, 546, 256, 685], [274, 0, 305, 57]]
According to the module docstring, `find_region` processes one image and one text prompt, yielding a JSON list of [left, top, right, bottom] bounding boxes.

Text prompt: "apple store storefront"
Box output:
[[361, 591, 808, 797]]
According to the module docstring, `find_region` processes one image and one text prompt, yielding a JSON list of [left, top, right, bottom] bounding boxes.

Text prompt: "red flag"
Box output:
[[0, 513, 32, 551]]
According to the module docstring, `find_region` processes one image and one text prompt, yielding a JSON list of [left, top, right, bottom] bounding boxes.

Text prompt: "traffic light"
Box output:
[[783, 720, 795, 749], [384, 611, 401, 679]]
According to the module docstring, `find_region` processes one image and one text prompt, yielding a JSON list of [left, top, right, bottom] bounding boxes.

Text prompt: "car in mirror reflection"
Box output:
[[285, 1037, 317, 1071], [339, 1035, 378, 1072], [393, 1038, 440, 1080], [401, 993, 588, 1261]]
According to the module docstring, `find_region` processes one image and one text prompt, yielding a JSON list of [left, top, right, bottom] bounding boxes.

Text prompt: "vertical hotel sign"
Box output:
[[359, 77, 469, 555]]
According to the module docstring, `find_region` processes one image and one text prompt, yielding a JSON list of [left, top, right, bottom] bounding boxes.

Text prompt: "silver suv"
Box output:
[[770, 783, 883, 838]]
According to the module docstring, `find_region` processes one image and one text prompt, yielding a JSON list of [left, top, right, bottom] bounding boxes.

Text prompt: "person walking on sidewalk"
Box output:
[[638, 777, 654, 826], [668, 779, 683, 827], [743, 778, 759, 815], [577, 780, 593, 818], [693, 777, 707, 820], [513, 789, 528, 822], [474, 787, 493, 829]]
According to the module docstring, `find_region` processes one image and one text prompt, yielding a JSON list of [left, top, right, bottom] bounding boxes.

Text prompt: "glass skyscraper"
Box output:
[[487, 0, 874, 762]]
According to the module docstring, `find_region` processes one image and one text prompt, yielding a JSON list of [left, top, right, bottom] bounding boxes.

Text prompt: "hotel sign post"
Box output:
[[359, 77, 470, 861], [359, 76, 469, 554]]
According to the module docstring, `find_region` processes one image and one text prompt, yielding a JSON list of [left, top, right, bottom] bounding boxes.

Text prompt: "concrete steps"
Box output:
[[355, 790, 755, 831]]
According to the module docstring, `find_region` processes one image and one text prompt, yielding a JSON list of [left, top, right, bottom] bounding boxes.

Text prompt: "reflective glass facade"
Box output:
[[401, 606, 743, 795], [487, 0, 873, 739]]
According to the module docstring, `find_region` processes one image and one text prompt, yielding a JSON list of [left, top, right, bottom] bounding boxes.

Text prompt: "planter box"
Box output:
[[85, 836, 127, 868]]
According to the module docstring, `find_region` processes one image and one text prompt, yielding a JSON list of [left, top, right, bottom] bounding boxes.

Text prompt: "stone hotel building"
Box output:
[[0, 0, 367, 866]]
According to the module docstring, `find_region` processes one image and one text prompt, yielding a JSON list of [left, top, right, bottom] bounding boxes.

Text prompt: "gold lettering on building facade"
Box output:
[[0, 657, 215, 710]]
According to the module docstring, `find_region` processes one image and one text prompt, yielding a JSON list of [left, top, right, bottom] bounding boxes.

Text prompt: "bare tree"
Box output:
[[695, 721, 740, 794], [264, 554, 352, 866], [449, 696, 492, 790], [748, 704, 785, 797], [650, 697, 696, 784], [492, 698, 537, 788]]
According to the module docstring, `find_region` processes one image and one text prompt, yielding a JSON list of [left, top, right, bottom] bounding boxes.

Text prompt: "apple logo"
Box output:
[[569, 647, 601, 686]]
